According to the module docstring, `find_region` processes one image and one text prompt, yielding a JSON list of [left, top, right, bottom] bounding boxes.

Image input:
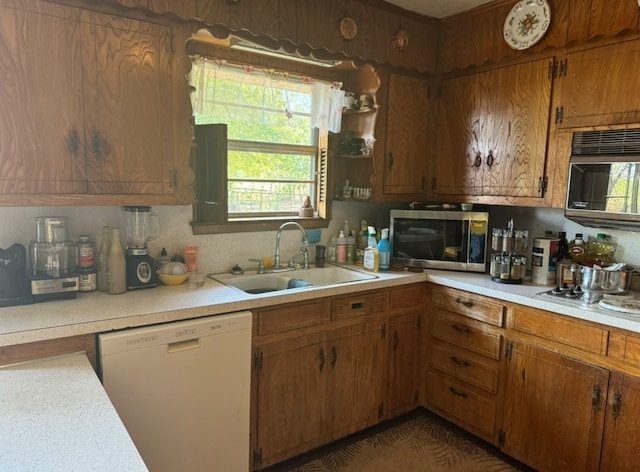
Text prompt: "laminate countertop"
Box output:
[[0, 352, 147, 471]]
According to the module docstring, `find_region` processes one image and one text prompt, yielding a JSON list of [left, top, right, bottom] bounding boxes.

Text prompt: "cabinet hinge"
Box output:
[[252, 448, 262, 468], [499, 430, 506, 448], [538, 176, 548, 195], [378, 402, 384, 419], [381, 323, 387, 339], [555, 106, 564, 124], [505, 341, 513, 361], [254, 350, 263, 371]]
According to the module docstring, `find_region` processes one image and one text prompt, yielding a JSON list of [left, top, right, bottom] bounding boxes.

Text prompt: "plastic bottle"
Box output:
[[378, 228, 390, 271], [343, 220, 351, 239], [327, 236, 337, 262], [156, 247, 171, 272], [96, 226, 111, 292], [107, 228, 127, 294], [346, 232, 356, 264], [336, 231, 347, 263], [588, 233, 616, 265], [569, 233, 586, 263], [363, 226, 379, 272]]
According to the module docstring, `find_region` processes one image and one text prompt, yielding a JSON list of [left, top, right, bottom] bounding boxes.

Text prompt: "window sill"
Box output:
[[191, 216, 329, 235]]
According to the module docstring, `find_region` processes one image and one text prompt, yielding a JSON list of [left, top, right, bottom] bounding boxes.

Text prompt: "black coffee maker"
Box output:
[[0, 244, 34, 306]]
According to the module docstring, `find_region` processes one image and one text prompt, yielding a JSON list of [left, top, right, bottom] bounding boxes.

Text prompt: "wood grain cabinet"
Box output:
[[431, 57, 553, 201], [0, 0, 176, 203], [425, 286, 505, 444], [554, 39, 640, 129], [251, 285, 426, 470]]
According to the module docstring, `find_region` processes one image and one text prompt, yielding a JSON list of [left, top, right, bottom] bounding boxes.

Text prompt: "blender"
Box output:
[[29, 216, 79, 301], [123, 206, 160, 289]]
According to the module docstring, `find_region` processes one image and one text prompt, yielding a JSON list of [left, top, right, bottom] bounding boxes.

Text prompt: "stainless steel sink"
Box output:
[[209, 265, 378, 295]]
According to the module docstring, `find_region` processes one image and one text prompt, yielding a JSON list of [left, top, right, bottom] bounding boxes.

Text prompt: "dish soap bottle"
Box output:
[[378, 228, 390, 271], [363, 226, 379, 272], [336, 231, 347, 263]]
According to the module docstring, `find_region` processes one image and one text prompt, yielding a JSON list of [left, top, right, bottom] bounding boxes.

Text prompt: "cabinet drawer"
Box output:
[[426, 371, 498, 440], [511, 306, 609, 356], [431, 310, 503, 360], [257, 300, 330, 335], [609, 331, 640, 365], [429, 341, 499, 394], [432, 286, 505, 327], [332, 291, 388, 320], [389, 284, 424, 309]]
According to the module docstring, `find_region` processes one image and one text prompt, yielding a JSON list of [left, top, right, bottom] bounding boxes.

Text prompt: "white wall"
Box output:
[[0, 201, 401, 275]]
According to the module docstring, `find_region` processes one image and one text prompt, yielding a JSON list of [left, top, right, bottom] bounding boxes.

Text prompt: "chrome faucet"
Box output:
[[274, 222, 309, 270]]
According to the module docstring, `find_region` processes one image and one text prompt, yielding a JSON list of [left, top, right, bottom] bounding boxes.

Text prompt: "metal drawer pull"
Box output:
[[592, 385, 602, 412], [455, 297, 474, 308], [452, 324, 473, 334], [318, 348, 325, 372], [449, 386, 468, 398], [450, 356, 470, 367], [612, 391, 623, 418], [351, 302, 363, 310]]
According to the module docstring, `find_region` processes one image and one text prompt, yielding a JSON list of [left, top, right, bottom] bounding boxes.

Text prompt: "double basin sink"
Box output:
[[209, 264, 378, 295]]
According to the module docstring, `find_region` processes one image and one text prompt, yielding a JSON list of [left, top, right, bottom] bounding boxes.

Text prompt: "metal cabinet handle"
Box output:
[[330, 346, 337, 368], [450, 356, 470, 367], [592, 385, 602, 412], [455, 297, 474, 308], [318, 348, 325, 372], [452, 324, 472, 334], [486, 150, 494, 168], [388, 151, 394, 170], [473, 152, 482, 167], [612, 391, 622, 419], [65, 127, 80, 158], [449, 386, 468, 398]]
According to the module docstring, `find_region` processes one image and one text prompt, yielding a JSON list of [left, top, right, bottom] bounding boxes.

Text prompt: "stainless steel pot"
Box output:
[[572, 264, 635, 296]]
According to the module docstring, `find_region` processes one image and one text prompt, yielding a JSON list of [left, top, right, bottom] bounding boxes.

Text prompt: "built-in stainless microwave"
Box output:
[[566, 128, 640, 230], [389, 209, 489, 272]]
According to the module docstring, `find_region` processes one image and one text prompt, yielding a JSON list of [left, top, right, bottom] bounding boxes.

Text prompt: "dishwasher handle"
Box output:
[[167, 338, 201, 353]]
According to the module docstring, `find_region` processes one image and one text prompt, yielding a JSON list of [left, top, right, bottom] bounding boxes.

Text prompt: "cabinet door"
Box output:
[[0, 1, 86, 194], [383, 73, 429, 195], [558, 39, 640, 128], [328, 321, 386, 438], [502, 341, 607, 472], [255, 333, 329, 468], [600, 372, 640, 472], [386, 310, 422, 418], [432, 72, 488, 196], [484, 58, 552, 197], [82, 13, 174, 195]]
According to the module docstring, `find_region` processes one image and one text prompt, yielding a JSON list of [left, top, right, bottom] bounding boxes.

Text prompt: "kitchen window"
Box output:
[[189, 54, 340, 233]]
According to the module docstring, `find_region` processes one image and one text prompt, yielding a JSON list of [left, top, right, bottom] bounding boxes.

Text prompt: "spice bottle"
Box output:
[[96, 226, 111, 292], [76, 235, 95, 269], [107, 228, 127, 294]]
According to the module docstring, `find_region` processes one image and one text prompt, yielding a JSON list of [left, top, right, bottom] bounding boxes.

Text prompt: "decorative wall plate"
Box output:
[[392, 29, 409, 50], [339, 17, 358, 40], [503, 0, 551, 50]]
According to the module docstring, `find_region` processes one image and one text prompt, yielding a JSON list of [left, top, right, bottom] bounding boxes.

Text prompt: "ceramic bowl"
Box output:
[[157, 271, 188, 286]]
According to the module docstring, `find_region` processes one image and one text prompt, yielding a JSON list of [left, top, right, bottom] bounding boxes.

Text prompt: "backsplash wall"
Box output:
[[3, 204, 640, 275]]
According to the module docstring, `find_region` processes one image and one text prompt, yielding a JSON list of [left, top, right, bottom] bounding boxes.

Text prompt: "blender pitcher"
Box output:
[[123, 206, 160, 249]]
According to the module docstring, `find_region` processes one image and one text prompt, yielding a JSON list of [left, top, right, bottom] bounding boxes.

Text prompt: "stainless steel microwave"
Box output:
[[565, 128, 640, 230], [389, 209, 489, 272]]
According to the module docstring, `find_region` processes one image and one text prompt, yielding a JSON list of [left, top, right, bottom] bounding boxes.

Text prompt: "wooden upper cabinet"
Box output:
[[0, 0, 176, 204], [82, 13, 174, 195], [555, 39, 640, 129], [432, 57, 553, 199], [382, 73, 430, 196], [0, 1, 85, 194]]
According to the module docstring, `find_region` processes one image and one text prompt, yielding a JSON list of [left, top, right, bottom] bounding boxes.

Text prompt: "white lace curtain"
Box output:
[[189, 56, 346, 133]]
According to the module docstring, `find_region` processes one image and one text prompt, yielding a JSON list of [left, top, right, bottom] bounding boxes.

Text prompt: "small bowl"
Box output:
[[157, 270, 188, 286], [460, 203, 474, 211]]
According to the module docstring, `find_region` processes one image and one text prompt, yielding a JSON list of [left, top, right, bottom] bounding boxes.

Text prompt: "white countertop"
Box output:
[[425, 270, 640, 333], [0, 352, 147, 471], [0, 267, 426, 347]]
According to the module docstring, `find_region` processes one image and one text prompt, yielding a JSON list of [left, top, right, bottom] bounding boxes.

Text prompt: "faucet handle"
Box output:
[[248, 258, 266, 274]]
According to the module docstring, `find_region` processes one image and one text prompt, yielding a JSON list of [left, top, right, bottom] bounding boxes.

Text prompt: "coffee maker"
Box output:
[[123, 206, 159, 289], [29, 217, 79, 301]]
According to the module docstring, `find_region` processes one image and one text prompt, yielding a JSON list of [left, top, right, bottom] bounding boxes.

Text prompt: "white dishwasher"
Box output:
[[98, 311, 252, 472]]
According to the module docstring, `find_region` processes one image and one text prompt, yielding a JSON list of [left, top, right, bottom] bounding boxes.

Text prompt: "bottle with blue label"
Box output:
[[378, 228, 390, 271]]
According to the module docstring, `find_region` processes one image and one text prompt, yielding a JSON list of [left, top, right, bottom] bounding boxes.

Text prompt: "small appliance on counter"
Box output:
[[123, 206, 159, 290], [29, 216, 78, 301], [0, 243, 34, 307]]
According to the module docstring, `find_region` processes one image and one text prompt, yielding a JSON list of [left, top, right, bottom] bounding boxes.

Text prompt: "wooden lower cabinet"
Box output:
[[501, 341, 607, 472], [600, 372, 640, 471]]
